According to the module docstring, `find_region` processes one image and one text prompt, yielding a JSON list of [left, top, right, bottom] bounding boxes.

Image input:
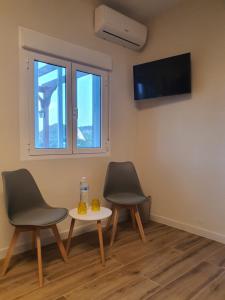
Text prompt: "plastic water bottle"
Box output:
[[80, 177, 89, 202], [78, 177, 89, 214]]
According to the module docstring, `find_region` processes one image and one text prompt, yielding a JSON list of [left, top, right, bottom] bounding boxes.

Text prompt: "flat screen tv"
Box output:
[[133, 53, 191, 100]]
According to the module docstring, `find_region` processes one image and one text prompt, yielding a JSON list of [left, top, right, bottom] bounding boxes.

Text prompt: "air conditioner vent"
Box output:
[[95, 5, 148, 51], [102, 30, 141, 47]]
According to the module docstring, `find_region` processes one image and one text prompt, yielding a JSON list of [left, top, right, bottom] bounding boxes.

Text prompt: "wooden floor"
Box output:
[[1, 221, 225, 300]]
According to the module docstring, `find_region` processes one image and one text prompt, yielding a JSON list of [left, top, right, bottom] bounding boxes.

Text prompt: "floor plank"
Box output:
[[65, 268, 159, 300], [174, 234, 205, 252], [192, 272, 225, 300], [111, 227, 193, 265], [205, 247, 225, 268], [16, 257, 122, 300], [0, 221, 224, 300], [147, 262, 225, 300], [148, 239, 223, 285]]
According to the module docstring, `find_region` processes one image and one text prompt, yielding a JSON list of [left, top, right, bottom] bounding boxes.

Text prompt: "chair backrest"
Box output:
[[2, 169, 47, 221], [103, 161, 144, 197]]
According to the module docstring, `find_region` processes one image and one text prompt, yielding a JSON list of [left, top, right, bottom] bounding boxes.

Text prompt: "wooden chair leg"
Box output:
[[32, 230, 36, 251], [110, 206, 119, 247], [36, 229, 43, 287], [105, 206, 114, 232], [130, 207, 137, 230], [51, 225, 68, 262], [133, 206, 146, 243], [66, 218, 75, 255], [1, 227, 20, 276], [97, 220, 105, 266]]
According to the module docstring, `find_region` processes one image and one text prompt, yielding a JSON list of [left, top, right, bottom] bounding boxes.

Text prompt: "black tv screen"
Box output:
[[133, 53, 191, 100]]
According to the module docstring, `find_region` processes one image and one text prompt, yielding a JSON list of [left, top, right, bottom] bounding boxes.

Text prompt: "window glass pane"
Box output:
[[34, 61, 67, 149], [76, 70, 101, 148]]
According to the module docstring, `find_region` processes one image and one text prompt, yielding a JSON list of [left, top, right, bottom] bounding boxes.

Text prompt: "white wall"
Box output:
[[0, 0, 137, 257], [135, 0, 225, 242], [1, 0, 225, 257]]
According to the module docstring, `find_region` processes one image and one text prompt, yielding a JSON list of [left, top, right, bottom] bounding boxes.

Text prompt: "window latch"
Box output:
[[73, 108, 78, 119]]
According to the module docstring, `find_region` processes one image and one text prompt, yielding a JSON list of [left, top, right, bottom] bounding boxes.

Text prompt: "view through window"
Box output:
[[34, 61, 67, 149], [27, 54, 108, 156], [76, 70, 101, 148]]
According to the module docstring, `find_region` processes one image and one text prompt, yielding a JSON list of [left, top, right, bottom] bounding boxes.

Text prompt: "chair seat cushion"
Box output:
[[105, 193, 146, 205], [10, 207, 68, 227]]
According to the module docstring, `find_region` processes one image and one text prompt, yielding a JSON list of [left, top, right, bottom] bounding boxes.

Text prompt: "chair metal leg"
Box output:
[[51, 225, 68, 262], [1, 227, 20, 276], [110, 206, 119, 247], [66, 218, 75, 255], [134, 206, 146, 242], [36, 229, 43, 287]]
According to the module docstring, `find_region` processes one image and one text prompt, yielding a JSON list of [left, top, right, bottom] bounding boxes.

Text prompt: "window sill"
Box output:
[[20, 151, 111, 161]]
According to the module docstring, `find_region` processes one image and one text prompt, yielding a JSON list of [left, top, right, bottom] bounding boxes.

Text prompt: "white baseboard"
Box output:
[[151, 214, 225, 245], [0, 212, 127, 260]]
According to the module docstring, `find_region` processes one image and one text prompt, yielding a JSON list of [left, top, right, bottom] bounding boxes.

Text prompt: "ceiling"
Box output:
[[96, 0, 184, 24]]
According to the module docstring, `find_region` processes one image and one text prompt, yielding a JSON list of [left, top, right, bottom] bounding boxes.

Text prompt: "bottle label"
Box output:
[[80, 190, 88, 202], [80, 180, 89, 203]]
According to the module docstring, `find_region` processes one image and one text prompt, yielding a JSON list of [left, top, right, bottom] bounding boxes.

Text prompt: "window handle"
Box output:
[[73, 108, 78, 119]]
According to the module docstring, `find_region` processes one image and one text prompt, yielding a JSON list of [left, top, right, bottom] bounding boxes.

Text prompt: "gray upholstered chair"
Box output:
[[104, 161, 147, 246], [1, 169, 68, 287]]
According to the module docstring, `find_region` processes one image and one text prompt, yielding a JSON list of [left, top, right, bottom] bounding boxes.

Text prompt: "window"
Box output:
[[73, 63, 108, 154], [76, 69, 101, 149], [24, 52, 109, 157]]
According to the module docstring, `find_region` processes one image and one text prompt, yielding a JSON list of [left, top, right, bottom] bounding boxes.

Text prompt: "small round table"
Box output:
[[66, 207, 112, 265]]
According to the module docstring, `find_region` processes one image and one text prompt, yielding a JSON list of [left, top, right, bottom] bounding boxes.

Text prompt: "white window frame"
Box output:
[[27, 52, 73, 156], [21, 50, 110, 159], [72, 63, 109, 155]]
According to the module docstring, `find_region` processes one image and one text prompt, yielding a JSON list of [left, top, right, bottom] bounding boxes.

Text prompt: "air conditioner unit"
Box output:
[[94, 5, 148, 51]]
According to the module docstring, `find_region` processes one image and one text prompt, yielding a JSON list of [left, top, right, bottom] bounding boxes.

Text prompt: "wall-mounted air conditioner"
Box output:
[[94, 5, 148, 51]]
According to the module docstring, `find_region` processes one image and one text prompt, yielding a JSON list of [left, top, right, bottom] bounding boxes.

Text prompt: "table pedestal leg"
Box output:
[[66, 218, 75, 255], [97, 220, 105, 266]]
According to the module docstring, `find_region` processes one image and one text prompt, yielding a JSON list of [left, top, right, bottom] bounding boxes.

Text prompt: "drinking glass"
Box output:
[[78, 200, 87, 214], [91, 198, 100, 211]]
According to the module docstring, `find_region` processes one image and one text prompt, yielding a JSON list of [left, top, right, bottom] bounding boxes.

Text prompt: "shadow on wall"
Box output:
[[135, 93, 192, 110]]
